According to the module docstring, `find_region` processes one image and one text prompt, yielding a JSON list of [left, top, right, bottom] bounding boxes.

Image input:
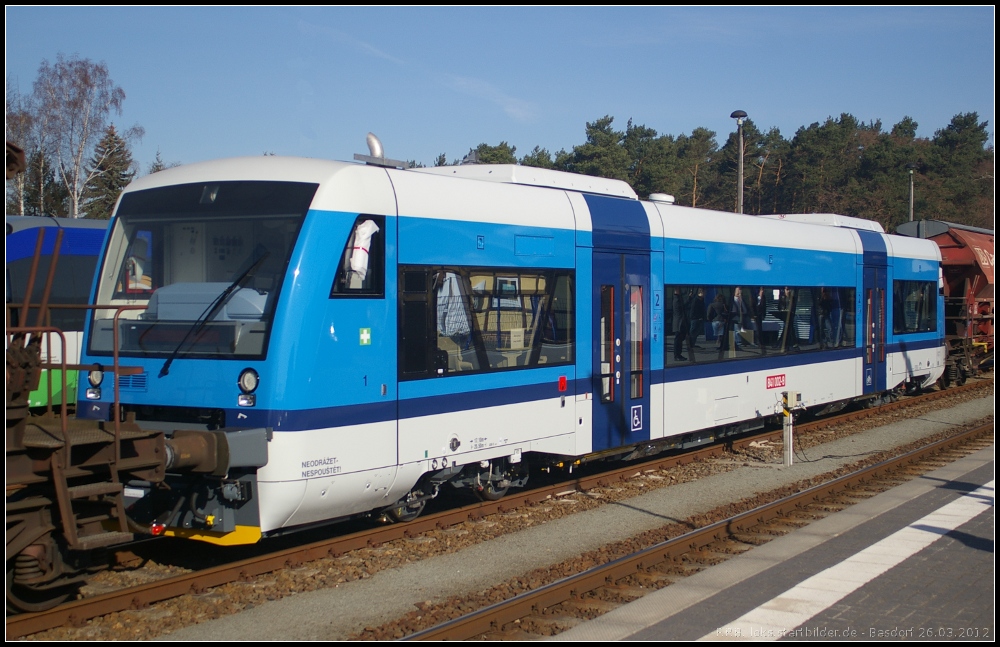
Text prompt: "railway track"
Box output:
[[7, 378, 993, 640], [399, 421, 993, 640]]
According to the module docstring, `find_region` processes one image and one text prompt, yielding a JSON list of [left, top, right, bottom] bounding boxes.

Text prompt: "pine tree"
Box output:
[[519, 146, 554, 169], [146, 149, 180, 175], [474, 142, 518, 164], [81, 124, 136, 220], [147, 150, 167, 174], [19, 150, 69, 216]]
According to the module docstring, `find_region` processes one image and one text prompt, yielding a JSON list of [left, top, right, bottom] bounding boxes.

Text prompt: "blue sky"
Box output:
[[6, 6, 995, 174]]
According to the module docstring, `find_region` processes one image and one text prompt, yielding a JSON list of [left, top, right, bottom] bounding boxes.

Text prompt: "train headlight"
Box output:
[[86, 369, 103, 399], [238, 368, 259, 407], [238, 368, 259, 394]]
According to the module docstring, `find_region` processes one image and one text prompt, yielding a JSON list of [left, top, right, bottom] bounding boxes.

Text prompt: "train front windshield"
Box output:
[[88, 181, 317, 359]]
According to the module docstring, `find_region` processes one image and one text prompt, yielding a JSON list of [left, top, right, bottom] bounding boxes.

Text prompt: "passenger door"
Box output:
[[857, 231, 889, 395], [863, 266, 887, 394], [592, 252, 650, 452]]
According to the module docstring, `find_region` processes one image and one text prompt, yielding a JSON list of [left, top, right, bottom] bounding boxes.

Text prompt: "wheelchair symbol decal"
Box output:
[[631, 405, 643, 432]]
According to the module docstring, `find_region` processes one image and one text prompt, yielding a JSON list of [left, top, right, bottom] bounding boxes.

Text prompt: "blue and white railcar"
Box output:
[[76, 156, 944, 545]]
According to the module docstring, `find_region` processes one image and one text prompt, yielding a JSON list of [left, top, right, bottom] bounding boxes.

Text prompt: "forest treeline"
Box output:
[[452, 112, 993, 232], [6, 54, 994, 232]]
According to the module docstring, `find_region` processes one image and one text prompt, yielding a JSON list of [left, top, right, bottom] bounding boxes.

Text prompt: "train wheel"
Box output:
[[5, 561, 73, 614], [473, 459, 513, 501], [384, 496, 426, 523], [475, 480, 509, 502]]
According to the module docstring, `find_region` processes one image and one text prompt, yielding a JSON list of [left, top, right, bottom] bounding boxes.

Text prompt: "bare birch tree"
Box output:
[[5, 80, 35, 214], [32, 54, 142, 217]]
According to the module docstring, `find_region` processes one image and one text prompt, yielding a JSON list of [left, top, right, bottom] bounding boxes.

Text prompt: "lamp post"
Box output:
[[731, 110, 747, 214], [906, 163, 917, 222]]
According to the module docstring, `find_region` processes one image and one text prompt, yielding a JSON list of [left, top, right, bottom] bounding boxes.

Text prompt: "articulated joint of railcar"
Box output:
[[127, 427, 270, 540]]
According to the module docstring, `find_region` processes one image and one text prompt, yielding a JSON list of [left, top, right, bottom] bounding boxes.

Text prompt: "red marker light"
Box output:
[[558, 376, 567, 392], [150, 523, 166, 537]]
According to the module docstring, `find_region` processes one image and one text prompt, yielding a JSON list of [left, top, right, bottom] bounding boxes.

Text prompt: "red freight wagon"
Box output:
[[897, 220, 994, 384]]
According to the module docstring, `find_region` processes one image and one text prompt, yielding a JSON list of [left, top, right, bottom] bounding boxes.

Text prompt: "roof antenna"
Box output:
[[354, 133, 410, 169]]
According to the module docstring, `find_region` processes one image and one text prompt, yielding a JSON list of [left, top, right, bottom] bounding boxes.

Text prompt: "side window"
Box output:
[[541, 274, 575, 365], [473, 273, 535, 370], [399, 269, 430, 377], [330, 215, 385, 297], [893, 280, 936, 334], [629, 285, 643, 398], [435, 271, 480, 374], [664, 283, 857, 368], [398, 265, 575, 380], [599, 285, 614, 402]]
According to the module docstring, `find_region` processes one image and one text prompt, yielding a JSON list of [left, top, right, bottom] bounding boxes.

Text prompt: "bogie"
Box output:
[[382, 487, 434, 523]]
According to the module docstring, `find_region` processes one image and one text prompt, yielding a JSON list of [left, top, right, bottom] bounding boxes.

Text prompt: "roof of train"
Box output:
[[413, 163, 638, 199], [6, 215, 108, 234], [758, 213, 885, 232], [117, 156, 941, 261], [129, 156, 639, 200], [125, 156, 357, 192]]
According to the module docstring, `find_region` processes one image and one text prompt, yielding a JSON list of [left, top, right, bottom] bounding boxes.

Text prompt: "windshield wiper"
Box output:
[[158, 247, 270, 377]]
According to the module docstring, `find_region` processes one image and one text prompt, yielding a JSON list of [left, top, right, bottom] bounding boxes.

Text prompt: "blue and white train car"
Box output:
[[75, 156, 945, 545]]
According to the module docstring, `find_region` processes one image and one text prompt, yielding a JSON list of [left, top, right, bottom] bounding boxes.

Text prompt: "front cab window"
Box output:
[[88, 181, 316, 360]]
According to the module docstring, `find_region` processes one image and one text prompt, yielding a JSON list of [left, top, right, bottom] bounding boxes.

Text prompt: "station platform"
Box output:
[[553, 443, 995, 642]]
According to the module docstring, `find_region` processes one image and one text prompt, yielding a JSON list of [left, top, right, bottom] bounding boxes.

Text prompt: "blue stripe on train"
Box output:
[[657, 347, 865, 382], [199, 339, 939, 433], [213, 380, 570, 431]]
